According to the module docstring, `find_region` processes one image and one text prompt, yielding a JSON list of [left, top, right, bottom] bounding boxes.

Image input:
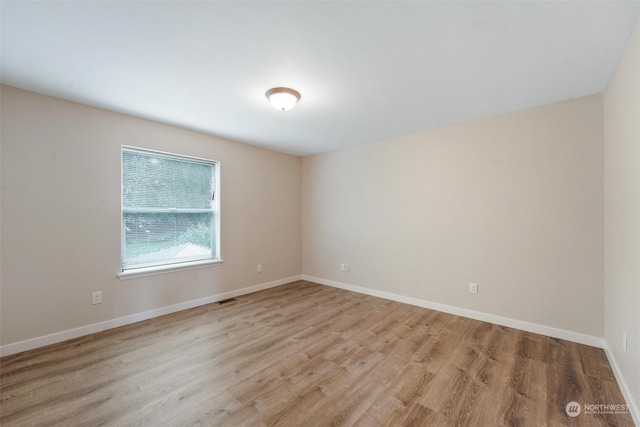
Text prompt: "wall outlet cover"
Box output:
[[92, 291, 102, 305]]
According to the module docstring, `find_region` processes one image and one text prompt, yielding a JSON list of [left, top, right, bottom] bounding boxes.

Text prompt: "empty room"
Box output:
[[1, 1, 639, 426]]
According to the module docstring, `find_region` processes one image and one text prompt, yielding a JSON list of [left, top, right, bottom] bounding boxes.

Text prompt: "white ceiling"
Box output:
[[2, 1, 639, 156]]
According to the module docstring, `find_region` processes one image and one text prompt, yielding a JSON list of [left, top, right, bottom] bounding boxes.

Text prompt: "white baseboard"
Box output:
[[302, 275, 606, 348], [0, 275, 302, 357], [604, 346, 640, 426]]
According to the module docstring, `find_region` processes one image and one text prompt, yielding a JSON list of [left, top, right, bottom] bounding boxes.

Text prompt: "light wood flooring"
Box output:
[[0, 280, 634, 426]]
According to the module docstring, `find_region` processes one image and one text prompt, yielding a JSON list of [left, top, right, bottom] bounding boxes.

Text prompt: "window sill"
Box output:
[[117, 258, 223, 280]]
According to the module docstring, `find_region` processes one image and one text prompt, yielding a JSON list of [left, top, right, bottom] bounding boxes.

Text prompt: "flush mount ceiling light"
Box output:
[[265, 87, 301, 112]]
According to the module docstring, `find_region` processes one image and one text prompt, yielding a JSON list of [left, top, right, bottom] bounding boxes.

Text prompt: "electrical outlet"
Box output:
[[345, 264, 350, 272], [469, 283, 478, 295], [92, 291, 102, 305], [341, 263, 345, 272], [296, 258, 301, 266], [623, 332, 628, 353], [257, 264, 263, 273]]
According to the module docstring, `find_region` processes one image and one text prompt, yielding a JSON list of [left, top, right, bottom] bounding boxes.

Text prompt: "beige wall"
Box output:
[[302, 94, 604, 337], [0, 85, 302, 346], [604, 18, 640, 415]]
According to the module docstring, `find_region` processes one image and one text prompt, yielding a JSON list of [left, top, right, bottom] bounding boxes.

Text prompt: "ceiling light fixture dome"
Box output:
[[266, 87, 301, 111]]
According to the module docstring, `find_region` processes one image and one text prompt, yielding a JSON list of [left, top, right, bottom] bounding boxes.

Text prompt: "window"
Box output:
[[121, 146, 220, 274]]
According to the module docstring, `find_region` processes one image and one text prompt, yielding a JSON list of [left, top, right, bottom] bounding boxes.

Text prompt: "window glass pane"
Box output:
[[121, 148, 218, 271], [122, 212, 213, 269], [122, 150, 214, 209]]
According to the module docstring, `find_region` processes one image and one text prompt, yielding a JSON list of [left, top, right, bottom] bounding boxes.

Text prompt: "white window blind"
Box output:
[[121, 147, 219, 271]]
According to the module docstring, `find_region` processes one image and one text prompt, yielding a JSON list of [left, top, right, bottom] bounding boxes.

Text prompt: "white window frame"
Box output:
[[117, 146, 222, 280]]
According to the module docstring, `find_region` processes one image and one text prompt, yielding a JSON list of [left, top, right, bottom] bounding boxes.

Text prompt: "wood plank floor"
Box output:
[[0, 280, 633, 426]]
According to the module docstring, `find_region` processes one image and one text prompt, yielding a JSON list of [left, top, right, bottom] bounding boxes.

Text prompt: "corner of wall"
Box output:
[[603, 15, 640, 424]]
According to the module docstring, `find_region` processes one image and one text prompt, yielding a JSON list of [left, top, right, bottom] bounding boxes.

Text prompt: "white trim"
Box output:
[[604, 346, 640, 425], [121, 145, 218, 166], [302, 275, 606, 349], [117, 258, 223, 280], [120, 144, 222, 276], [0, 275, 302, 357]]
